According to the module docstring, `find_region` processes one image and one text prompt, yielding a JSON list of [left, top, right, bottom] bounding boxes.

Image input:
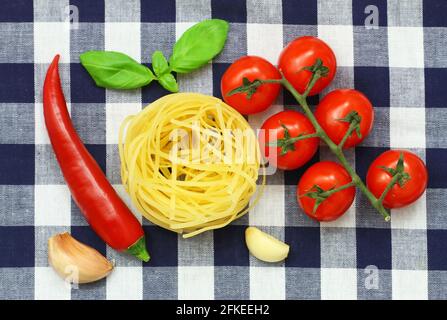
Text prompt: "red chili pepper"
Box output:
[[43, 55, 149, 262]]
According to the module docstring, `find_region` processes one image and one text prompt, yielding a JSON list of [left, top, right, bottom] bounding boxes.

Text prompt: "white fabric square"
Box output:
[[248, 104, 283, 131], [105, 23, 141, 61], [106, 103, 141, 145], [35, 102, 71, 145], [106, 267, 142, 300], [35, 184, 71, 226], [34, 267, 71, 300], [391, 192, 427, 229], [35, 102, 50, 145], [178, 266, 214, 300], [249, 185, 285, 226], [34, 22, 70, 63], [388, 27, 424, 68], [175, 22, 195, 41], [318, 25, 354, 67], [321, 268, 357, 300], [390, 107, 426, 148], [392, 270, 428, 300], [247, 23, 283, 64], [250, 266, 285, 300]]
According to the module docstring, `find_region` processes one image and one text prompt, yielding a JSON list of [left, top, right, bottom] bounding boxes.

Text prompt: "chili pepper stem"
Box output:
[[126, 236, 150, 262]]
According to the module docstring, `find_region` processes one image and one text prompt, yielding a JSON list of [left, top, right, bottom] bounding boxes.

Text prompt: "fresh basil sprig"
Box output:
[[152, 51, 178, 92], [151, 51, 170, 77], [79, 51, 155, 89], [79, 19, 229, 93], [158, 73, 179, 93]]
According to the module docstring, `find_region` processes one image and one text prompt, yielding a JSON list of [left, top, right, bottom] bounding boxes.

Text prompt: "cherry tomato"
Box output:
[[278, 36, 336, 96], [315, 89, 374, 148], [366, 150, 428, 209], [297, 161, 355, 221], [221, 56, 281, 115], [259, 110, 319, 170]]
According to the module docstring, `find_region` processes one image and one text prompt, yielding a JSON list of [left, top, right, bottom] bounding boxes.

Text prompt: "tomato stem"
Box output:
[[267, 127, 319, 156], [377, 152, 411, 204], [300, 181, 356, 214], [300, 181, 356, 199], [321, 181, 356, 197], [337, 111, 362, 149], [287, 133, 320, 144], [302, 58, 329, 97], [378, 174, 400, 204], [279, 69, 391, 222], [226, 77, 283, 99]]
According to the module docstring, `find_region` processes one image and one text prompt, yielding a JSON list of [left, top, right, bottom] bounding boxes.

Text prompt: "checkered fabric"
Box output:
[[0, 0, 446, 300]]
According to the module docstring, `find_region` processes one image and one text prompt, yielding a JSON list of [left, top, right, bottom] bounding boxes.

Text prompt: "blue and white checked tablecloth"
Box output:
[[0, 0, 446, 300]]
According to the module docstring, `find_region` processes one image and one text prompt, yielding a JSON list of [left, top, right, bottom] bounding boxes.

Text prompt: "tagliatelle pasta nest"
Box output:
[[119, 93, 264, 238]]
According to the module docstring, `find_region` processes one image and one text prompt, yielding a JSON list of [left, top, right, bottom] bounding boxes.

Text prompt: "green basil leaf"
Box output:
[[169, 19, 229, 73], [80, 51, 155, 89], [152, 50, 170, 77], [158, 73, 179, 93]]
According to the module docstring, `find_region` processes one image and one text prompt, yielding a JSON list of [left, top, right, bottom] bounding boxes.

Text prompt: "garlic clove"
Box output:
[[245, 227, 290, 263], [48, 232, 113, 284]]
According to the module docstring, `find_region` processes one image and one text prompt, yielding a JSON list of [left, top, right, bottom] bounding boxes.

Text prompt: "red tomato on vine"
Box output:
[[367, 150, 428, 209], [297, 161, 356, 221], [259, 110, 319, 170], [221, 56, 281, 115], [315, 89, 374, 148], [278, 36, 336, 96]]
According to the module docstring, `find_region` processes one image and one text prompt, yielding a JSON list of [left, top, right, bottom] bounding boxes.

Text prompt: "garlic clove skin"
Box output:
[[48, 232, 113, 284], [245, 227, 290, 263]]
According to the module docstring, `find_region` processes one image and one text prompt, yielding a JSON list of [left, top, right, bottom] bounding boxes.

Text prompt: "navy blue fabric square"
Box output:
[[0, 144, 34, 185], [353, 0, 387, 26], [285, 226, 320, 268], [71, 63, 105, 103], [214, 225, 249, 266], [284, 89, 319, 107], [354, 67, 389, 107], [426, 148, 447, 188], [423, 0, 447, 27], [357, 228, 391, 269], [70, 0, 105, 22], [355, 146, 388, 181], [71, 226, 106, 255], [0, 226, 34, 267], [425, 68, 447, 108], [141, 83, 171, 104], [84, 144, 106, 174], [143, 226, 178, 267], [0, 0, 33, 22], [282, 0, 317, 25], [0, 64, 34, 103], [212, 0, 246, 23], [427, 230, 447, 270], [284, 150, 320, 186], [212, 63, 229, 100], [141, 0, 176, 23]]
